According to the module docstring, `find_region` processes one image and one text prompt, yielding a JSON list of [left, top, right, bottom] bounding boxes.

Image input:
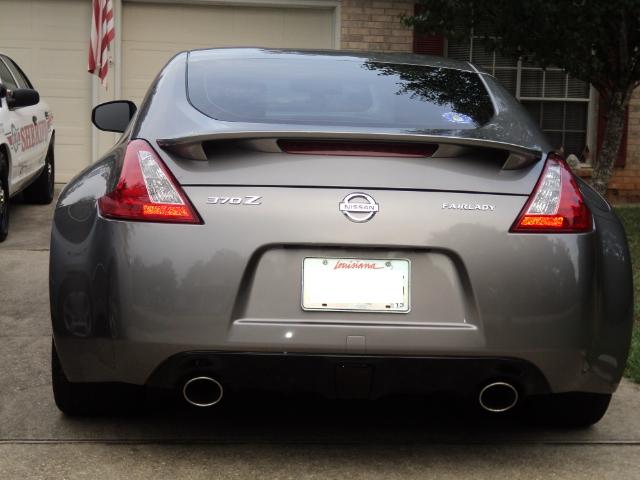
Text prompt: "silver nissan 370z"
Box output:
[[50, 48, 633, 426]]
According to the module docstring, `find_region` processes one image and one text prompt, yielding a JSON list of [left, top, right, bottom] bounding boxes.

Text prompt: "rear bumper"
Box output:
[[145, 351, 551, 399], [50, 190, 634, 398], [53, 333, 621, 395]]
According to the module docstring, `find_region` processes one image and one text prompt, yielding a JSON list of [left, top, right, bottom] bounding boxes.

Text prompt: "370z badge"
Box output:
[[206, 195, 262, 205]]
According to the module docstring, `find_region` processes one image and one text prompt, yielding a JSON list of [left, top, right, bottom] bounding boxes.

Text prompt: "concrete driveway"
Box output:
[[1, 190, 639, 479]]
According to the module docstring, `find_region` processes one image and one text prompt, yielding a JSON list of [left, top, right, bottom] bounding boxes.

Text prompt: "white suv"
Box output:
[[0, 53, 55, 241]]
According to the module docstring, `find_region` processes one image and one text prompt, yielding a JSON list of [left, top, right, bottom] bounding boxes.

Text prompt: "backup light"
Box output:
[[511, 153, 591, 233], [98, 139, 201, 224]]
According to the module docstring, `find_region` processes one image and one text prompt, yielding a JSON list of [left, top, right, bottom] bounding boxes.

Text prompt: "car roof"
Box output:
[[186, 47, 478, 74]]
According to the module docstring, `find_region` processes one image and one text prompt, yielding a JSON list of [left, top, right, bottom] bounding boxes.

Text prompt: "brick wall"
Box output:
[[604, 88, 640, 203], [341, 0, 414, 52], [580, 88, 640, 204]]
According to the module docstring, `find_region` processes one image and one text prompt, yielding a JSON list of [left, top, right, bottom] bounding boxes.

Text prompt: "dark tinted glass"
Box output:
[[187, 56, 494, 129], [0, 58, 18, 90], [2, 56, 32, 89]]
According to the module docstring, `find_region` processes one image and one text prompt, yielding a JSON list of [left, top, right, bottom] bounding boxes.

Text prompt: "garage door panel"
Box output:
[[3, 1, 89, 42], [183, 10, 236, 41], [1, 2, 35, 40], [125, 4, 237, 43], [232, 9, 287, 45], [56, 133, 90, 150], [37, 47, 89, 88], [57, 144, 90, 177], [283, 10, 335, 48], [47, 97, 90, 130], [56, 135, 90, 149], [34, 1, 91, 40]]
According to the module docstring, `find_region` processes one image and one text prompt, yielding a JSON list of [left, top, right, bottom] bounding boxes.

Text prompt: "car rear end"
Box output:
[[50, 49, 633, 421]]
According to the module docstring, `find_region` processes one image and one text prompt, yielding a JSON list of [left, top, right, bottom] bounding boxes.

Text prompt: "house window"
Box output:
[[447, 31, 595, 162]]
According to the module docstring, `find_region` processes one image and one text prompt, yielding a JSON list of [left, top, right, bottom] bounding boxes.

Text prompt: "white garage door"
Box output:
[[0, 0, 91, 182], [123, 2, 336, 106]]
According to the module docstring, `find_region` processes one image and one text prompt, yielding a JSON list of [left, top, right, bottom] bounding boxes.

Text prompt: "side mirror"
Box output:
[[7, 88, 39, 109], [92, 100, 137, 133]]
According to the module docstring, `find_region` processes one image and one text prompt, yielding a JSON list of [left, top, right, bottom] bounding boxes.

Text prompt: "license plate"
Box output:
[[302, 257, 410, 313]]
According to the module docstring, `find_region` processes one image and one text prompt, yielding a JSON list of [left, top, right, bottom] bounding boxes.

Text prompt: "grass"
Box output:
[[615, 206, 640, 383]]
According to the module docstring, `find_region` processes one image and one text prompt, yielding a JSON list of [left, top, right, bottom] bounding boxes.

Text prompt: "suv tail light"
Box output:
[[98, 139, 201, 224], [510, 153, 591, 233]]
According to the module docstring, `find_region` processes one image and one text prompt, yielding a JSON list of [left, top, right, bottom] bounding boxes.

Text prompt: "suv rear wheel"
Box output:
[[23, 144, 55, 204], [51, 340, 144, 416], [0, 152, 9, 242]]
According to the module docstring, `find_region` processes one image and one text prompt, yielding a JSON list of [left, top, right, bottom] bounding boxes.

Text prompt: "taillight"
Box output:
[[278, 140, 437, 158], [98, 139, 201, 224], [510, 153, 591, 233]]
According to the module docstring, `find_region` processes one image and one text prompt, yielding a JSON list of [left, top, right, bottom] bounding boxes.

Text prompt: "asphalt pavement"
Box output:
[[1, 188, 639, 479]]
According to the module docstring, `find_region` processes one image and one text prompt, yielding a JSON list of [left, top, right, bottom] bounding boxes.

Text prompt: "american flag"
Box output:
[[88, 0, 115, 85]]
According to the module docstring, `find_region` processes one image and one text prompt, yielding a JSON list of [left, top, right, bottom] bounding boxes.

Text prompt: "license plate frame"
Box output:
[[301, 257, 411, 313]]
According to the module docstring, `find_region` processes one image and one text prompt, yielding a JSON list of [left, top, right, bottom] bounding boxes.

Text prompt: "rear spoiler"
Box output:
[[156, 130, 543, 170]]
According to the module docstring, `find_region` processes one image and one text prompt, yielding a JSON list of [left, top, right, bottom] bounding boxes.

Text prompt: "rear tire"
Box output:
[[0, 152, 9, 242], [51, 340, 144, 416], [524, 392, 612, 428], [23, 144, 54, 205]]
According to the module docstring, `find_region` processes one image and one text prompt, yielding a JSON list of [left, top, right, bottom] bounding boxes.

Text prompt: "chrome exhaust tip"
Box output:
[[478, 381, 519, 413], [182, 376, 224, 407]]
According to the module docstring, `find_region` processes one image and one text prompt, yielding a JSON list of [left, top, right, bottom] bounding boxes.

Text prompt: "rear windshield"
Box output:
[[187, 54, 495, 130]]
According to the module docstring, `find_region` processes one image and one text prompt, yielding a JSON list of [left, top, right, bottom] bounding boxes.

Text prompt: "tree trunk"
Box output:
[[591, 89, 632, 196]]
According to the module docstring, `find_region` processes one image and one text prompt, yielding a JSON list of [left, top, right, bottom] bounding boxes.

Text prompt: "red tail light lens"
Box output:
[[511, 153, 591, 233], [278, 140, 437, 158], [98, 139, 201, 224]]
